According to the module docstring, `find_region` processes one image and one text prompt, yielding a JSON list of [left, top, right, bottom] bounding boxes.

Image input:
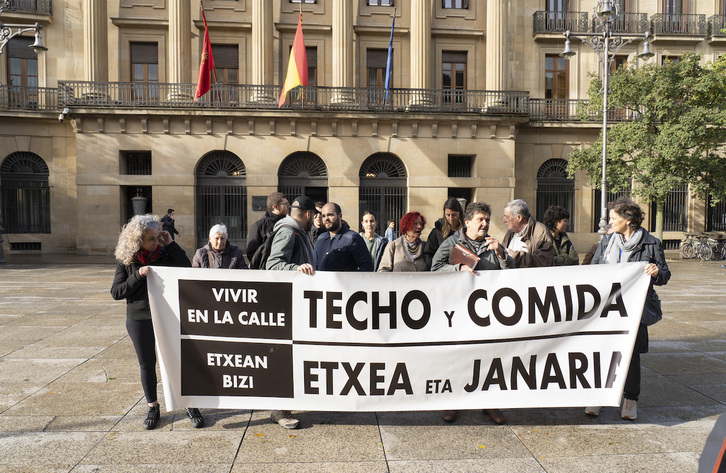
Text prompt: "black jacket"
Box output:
[[423, 218, 446, 268], [110, 242, 191, 320], [246, 211, 284, 261], [161, 215, 179, 237]]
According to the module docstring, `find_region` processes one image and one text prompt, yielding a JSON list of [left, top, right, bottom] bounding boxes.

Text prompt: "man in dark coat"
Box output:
[[161, 209, 179, 240], [245, 192, 290, 262]]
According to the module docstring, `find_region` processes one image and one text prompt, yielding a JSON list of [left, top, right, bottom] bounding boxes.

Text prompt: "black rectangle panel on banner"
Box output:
[[178, 279, 292, 340], [181, 339, 294, 397]]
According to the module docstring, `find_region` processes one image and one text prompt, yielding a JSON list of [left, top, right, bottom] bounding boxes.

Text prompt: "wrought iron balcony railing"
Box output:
[[0, 85, 58, 110], [58, 81, 531, 115], [651, 13, 706, 36], [593, 12, 649, 34], [0, 82, 649, 125], [529, 99, 639, 122], [1, 0, 52, 15], [533, 11, 589, 34], [707, 15, 726, 37]]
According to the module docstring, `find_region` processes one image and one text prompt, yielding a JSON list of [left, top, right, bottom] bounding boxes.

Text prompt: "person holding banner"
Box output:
[[192, 224, 248, 269], [359, 210, 389, 271], [265, 195, 318, 429], [431, 202, 514, 425], [314, 202, 374, 272], [378, 211, 429, 272], [585, 197, 670, 420], [111, 214, 204, 430]]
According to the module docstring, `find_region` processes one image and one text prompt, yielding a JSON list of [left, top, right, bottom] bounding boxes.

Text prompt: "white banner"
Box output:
[[148, 263, 650, 412]]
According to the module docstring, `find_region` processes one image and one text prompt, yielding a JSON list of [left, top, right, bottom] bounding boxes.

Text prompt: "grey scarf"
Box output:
[[603, 228, 643, 264]]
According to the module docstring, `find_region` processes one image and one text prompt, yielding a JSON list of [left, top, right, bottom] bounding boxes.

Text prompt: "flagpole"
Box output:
[[201, 1, 223, 106]]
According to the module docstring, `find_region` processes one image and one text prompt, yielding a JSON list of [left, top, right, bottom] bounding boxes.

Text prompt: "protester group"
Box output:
[[111, 192, 670, 432]]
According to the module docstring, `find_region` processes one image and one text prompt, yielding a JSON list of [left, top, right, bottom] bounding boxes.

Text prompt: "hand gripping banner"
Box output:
[[147, 263, 650, 412]]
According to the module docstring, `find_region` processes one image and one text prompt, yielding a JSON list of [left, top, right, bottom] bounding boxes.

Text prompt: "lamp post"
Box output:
[[0, 2, 48, 263], [560, 0, 654, 239]]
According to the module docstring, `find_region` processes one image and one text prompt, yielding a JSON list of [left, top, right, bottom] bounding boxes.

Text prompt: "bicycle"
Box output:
[[679, 233, 697, 259]]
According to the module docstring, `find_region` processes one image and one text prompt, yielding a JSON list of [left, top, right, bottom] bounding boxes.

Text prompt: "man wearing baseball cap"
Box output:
[[265, 195, 318, 429]]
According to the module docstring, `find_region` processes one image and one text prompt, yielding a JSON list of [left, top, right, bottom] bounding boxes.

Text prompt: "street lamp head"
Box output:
[[637, 32, 655, 60], [560, 38, 576, 58], [597, 0, 615, 21], [30, 27, 47, 52]]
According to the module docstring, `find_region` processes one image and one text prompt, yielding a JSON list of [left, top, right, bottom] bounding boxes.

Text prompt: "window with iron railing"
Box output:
[[443, 0, 468, 9], [121, 151, 152, 175], [545, 54, 568, 119], [448, 155, 473, 178], [7, 37, 38, 108], [368, 0, 393, 5], [1, 152, 51, 234]]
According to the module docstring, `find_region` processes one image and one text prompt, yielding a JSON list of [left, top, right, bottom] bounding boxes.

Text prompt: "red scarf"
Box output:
[[135, 245, 163, 265]]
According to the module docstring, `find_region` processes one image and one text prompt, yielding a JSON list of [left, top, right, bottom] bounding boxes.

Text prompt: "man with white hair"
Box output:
[[192, 224, 248, 269], [501, 199, 554, 268]]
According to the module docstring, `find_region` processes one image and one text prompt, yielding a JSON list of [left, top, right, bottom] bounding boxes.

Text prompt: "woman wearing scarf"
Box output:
[[111, 214, 203, 430], [585, 197, 670, 420], [378, 211, 429, 272], [192, 224, 248, 269]]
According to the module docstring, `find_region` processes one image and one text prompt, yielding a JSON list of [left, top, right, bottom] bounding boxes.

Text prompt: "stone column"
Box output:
[[409, 0, 432, 106], [331, 0, 354, 104], [251, 0, 274, 102], [485, 0, 507, 97], [168, 0, 192, 99], [83, 0, 108, 99]]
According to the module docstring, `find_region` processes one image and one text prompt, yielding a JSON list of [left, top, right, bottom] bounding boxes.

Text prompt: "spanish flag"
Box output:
[[194, 2, 216, 100], [278, 14, 308, 107]]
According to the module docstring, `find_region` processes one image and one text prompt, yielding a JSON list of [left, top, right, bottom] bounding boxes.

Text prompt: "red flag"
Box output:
[[278, 14, 308, 107], [194, 3, 216, 100]]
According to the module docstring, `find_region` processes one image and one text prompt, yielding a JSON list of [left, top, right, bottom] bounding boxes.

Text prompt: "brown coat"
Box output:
[[502, 216, 554, 268]]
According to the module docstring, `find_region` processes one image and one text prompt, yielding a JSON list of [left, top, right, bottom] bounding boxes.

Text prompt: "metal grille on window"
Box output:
[[707, 196, 726, 232], [0, 151, 51, 233], [122, 151, 152, 175], [536, 158, 574, 227], [278, 152, 329, 204], [448, 155, 473, 178], [359, 153, 407, 237], [195, 151, 247, 250], [650, 184, 688, 233]]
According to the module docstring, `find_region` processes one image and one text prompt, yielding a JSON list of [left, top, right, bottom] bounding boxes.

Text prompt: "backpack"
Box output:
[[249, 224, 301, 269]]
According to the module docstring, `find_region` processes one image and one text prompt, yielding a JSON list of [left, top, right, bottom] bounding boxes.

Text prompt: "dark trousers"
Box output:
[[126, 318, 157, 404], [623, 323, 648, 401]]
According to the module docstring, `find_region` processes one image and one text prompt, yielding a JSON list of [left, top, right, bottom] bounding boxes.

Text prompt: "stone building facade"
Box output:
[[0, 0, 724, 256]]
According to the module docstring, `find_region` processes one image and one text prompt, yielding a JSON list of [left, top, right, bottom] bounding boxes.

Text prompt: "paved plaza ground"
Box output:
[[0, 254, 724, 472]]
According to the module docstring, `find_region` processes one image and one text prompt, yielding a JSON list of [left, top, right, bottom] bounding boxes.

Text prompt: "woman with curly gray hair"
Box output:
[[110, 214, 203, 430]]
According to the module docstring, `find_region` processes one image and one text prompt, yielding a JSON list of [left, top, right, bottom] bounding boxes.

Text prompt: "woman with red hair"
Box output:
[[378, 211, 429, 272]]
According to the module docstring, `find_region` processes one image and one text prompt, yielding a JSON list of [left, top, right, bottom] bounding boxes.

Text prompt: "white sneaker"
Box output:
[[621, 399, 637, 420], [584, 406, 600, 416], [270, 410, 299, 429]]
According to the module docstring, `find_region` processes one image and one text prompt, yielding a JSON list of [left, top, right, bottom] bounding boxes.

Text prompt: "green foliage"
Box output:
[[567, 54, 726, 211]]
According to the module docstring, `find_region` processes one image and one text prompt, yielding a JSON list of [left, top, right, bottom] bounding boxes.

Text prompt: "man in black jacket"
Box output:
[[161, 209, 179, 240], [246, 192, 290, 262]]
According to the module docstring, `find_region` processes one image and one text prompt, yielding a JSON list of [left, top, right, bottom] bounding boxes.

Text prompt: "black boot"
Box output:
[[187, 408, 204, 428], [143, 405, 160, 430]]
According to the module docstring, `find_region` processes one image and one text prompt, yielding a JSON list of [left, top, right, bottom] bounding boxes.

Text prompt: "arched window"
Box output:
[[278, 152, 328, 203], [536, 158, 574, 227], [195, 151, 246, 249], [359, 153, 407, 236], [1, 152, 50, 233]]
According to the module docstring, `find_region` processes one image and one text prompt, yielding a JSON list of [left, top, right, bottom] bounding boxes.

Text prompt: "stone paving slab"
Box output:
[[0, 259, 723, 472]]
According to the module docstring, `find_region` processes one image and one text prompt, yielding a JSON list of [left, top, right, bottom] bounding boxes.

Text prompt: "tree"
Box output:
[[567, 54, 726, 240]]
